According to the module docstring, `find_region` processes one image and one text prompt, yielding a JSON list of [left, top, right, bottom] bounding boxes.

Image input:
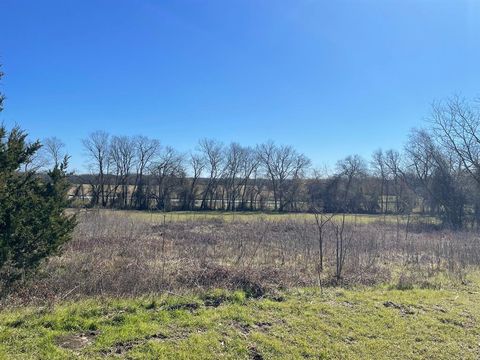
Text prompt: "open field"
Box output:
[[6, 209, 474, 303], [1, 274, 480, 359], [4, 1, 480, 358], [3, 210, 480, 359], [5, 209, 475, 302], [75, 209, 439, 226]]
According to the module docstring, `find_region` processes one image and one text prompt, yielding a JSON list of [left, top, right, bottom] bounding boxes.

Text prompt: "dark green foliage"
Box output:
[[0, 126, 76, 290], [0, 69, 76, 290]]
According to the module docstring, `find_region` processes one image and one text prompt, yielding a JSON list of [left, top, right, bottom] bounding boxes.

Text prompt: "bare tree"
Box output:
[[430, 96, 480, 225], [258, 142, 311, 211], [222, 143, 241, 210], [308, 169, 334, 275], [405, 129, 466, 229], [371, 149, 388, 214], [151, 146, 185, 211], [237, 146, 260, 210], [430, 96, 480, 185], [198, 139, 224, 210], [314, 211, 334, 274], [246, 165, 264, 211], [185, 153, 205, 210], [110, 136, 136, 208], [131, 136, 160, 209], [330, 155, 366, 280], [383, 149, 405, 214], [43, 137, 66, 168], [335, 154, 367, 212], [222, 143, 259, 211], [82, 131, 110, 206]]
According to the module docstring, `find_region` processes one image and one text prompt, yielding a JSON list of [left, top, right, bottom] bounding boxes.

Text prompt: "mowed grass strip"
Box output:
[[0, 276, 479, 359]]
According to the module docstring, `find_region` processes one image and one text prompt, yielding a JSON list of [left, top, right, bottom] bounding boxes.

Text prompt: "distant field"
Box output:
[[75, 209, 439, 226], [1, 273, 479, 359]]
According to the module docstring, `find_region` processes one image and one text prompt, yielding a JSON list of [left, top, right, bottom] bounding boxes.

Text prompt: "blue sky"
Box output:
[[1, 0, 480, 172]]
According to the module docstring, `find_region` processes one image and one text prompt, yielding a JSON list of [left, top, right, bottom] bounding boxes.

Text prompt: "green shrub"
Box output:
[[0, 69, 76, 292]]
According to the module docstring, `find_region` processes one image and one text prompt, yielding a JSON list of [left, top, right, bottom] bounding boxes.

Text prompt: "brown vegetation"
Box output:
[[6, 210, 479, 304]]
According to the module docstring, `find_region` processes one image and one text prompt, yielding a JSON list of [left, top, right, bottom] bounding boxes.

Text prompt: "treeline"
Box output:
[[72, 136, 310, 212], [39, 96, 480, 229]]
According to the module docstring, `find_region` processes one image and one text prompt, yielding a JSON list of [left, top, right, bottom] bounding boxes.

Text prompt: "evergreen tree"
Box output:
[[0, 67, 76, 291]]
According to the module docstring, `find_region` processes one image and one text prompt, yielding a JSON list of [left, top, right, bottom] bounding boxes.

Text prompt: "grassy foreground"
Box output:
[[1, 278, 479, 360]]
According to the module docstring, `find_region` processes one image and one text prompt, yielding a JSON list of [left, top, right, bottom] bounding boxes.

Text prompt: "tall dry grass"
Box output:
[[6, 210, 480, 304]]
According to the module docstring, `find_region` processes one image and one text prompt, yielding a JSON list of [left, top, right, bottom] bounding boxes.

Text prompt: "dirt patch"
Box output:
[[439, 317, 465, 327], [249, 346, 264, 360], [383, 301, 415, 316], [55, 330, 100, 351], [341, 301, 355, 308], [439, 312, 476, 329], [233, 321, 273, 335], [254, 321, 272, 330], [166, 302, 200, 311], [344, 336, 356, 344], [203, 294, 226, 307], [103, 333, 168, 355], [432, 305, 447, 313]]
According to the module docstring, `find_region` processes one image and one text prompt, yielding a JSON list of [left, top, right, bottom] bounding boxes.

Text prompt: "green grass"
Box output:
[[84, 209, 438, 226], [1, 275, 479, 359]]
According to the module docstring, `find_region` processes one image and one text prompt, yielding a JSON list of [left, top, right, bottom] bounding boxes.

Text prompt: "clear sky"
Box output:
[[1, 0, 480, 172]]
